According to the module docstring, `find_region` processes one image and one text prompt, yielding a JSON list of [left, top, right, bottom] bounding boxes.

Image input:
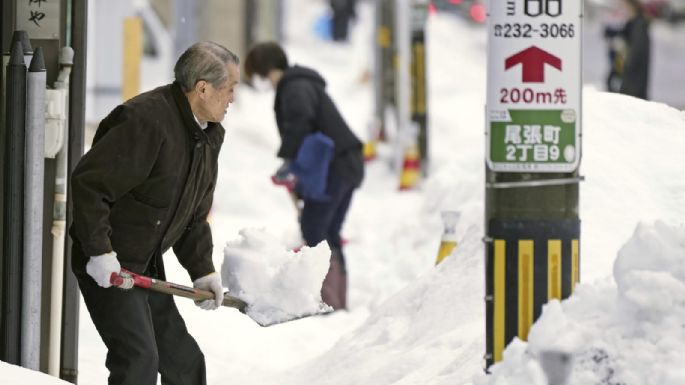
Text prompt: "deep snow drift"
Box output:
[[479, 222, 685, 385]]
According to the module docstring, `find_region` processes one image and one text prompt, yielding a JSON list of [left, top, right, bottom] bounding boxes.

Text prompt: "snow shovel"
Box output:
[[110, 269, 332, 326]]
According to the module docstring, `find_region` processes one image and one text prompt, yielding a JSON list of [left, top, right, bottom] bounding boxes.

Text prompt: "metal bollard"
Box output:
[[11, 30, 34, 66], [2, 39, 27, 365], [435, 210, 460, 264], [21, 46, 47, 371], [539, 349, 573, 385]]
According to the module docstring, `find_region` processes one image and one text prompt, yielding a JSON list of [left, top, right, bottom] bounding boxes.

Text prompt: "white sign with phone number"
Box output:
[[486, 0, 582, 172]]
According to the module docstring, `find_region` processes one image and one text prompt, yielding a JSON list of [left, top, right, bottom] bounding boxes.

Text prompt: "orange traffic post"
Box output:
[[398, 142, 420, 190], [398, 123, 421, 190]]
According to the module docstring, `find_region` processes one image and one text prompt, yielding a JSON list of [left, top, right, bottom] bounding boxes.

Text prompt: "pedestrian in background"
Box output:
[[603, 22, 625, 93], [244, 42, 364, 310], [330, 0, 358, 42], [619, 0, 651, 99], [70, 41, 240, 385]]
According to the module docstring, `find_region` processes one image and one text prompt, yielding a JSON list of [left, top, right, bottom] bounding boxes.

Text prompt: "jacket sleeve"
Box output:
[[71, 107, 164, 257], [277, 80, 319, 159], [172, 169, 217, 281]]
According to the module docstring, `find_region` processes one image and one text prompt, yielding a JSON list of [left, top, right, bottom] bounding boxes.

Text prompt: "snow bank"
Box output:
[[221, 228, 332, 326], [1, 361, 71, 385], [276, 226, 486, 385], [478, 221, 685, 385], [580, 91, 685, 280]]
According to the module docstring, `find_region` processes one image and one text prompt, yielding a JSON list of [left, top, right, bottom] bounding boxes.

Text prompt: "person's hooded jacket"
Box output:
[[274, 65, 363, 188], [70, 82, 223, 280]]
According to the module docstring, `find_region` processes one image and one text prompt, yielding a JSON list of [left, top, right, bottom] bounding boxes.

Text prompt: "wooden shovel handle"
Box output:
[[110, 269, 247, 311]]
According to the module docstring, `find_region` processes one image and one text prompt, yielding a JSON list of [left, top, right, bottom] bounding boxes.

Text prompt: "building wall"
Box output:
[[198, 0, 247, 59]]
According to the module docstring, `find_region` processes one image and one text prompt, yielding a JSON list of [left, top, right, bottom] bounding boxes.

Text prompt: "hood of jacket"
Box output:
[[277, 65, 326, 92]]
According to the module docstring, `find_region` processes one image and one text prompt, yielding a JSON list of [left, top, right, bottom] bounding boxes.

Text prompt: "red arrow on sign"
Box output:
[[505, 46, 561, 83]]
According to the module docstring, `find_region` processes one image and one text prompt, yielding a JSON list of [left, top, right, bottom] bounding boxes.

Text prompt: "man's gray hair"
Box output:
[[174, 41, 240, 92]]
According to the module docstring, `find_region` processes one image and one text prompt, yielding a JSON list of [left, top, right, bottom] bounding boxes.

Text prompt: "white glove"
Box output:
[[86, 251, 121, 288], [192, 272, 223, 310]]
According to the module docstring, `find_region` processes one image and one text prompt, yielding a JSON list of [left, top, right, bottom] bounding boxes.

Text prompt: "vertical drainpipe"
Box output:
[[61, 0, 89, 379], [48, 47, 73, 377]]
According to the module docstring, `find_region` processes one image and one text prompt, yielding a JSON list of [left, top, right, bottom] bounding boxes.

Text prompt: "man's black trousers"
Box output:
[[76, 270, 207, 385]]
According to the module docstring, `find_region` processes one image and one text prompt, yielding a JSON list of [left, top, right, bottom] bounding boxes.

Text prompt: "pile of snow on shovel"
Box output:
[[221, 228, 332, 325]]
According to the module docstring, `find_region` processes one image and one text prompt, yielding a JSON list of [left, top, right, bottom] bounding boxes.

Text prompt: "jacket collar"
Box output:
[[171, 82, 225, 149]]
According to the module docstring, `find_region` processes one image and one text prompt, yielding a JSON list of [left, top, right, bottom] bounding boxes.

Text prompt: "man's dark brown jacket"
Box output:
[[70, 82, 224, 280]]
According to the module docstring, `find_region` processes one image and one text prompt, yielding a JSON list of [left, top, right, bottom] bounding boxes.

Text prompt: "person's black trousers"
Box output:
[[300, 175, 355, 309], [331, 11, 351, 41], [76, 270, 207, 385], [330, 0, 355, 41]]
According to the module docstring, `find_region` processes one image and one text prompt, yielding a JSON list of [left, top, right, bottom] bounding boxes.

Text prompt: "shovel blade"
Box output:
[[111, 271, 334, 328], [245, 302, 334, 327]]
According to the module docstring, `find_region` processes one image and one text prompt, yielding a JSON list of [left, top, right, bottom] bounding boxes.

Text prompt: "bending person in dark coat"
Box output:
[[619, 0, 651, 99], [244, 42, 364, 310], [70, 42, 240, 385]]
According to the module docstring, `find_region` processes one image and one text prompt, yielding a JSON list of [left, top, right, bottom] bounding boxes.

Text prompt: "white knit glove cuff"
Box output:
[[86, 251, 120, 288]]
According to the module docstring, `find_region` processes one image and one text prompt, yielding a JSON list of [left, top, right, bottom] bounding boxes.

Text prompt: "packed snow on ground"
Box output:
[[1, 360, 71, 385], [6, 0, 685, 384]]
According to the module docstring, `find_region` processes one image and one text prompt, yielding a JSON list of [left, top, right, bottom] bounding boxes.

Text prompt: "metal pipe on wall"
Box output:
[[1, 39, 27, 365], [48, 47, 73, 378], [62, 0, 89, 379], [22, 45, 47, 371]]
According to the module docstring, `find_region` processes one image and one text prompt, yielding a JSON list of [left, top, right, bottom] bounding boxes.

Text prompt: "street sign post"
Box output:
[[484, 0, 583, 369], [487, 0, 582, 172]]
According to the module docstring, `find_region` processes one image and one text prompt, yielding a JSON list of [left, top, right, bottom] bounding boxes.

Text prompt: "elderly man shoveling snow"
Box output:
[[111, 228, 333, 326]]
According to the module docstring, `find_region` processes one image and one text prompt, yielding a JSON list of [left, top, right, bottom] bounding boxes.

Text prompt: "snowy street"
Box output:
[[2, 0, 685, 384]]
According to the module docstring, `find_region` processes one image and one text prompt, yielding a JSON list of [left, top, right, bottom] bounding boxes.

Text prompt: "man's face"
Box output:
[[199, 62, 240, 123]]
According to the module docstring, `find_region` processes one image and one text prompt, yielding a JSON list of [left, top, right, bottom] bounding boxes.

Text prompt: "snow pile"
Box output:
[[578, 90, 685, 280], [1, 361, 71, 385], [478, 221, 685, 385], [221, 228, 332, 326], [614, 221, 685, 302], [274, 225, 485, 385]]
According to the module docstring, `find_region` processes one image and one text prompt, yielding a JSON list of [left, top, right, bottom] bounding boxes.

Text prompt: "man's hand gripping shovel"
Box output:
[[110, 269, 331, 327]]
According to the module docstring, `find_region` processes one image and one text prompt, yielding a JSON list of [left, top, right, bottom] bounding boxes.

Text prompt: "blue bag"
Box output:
[[313, 12, 333, 41], [289, 132, 335, 201]]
